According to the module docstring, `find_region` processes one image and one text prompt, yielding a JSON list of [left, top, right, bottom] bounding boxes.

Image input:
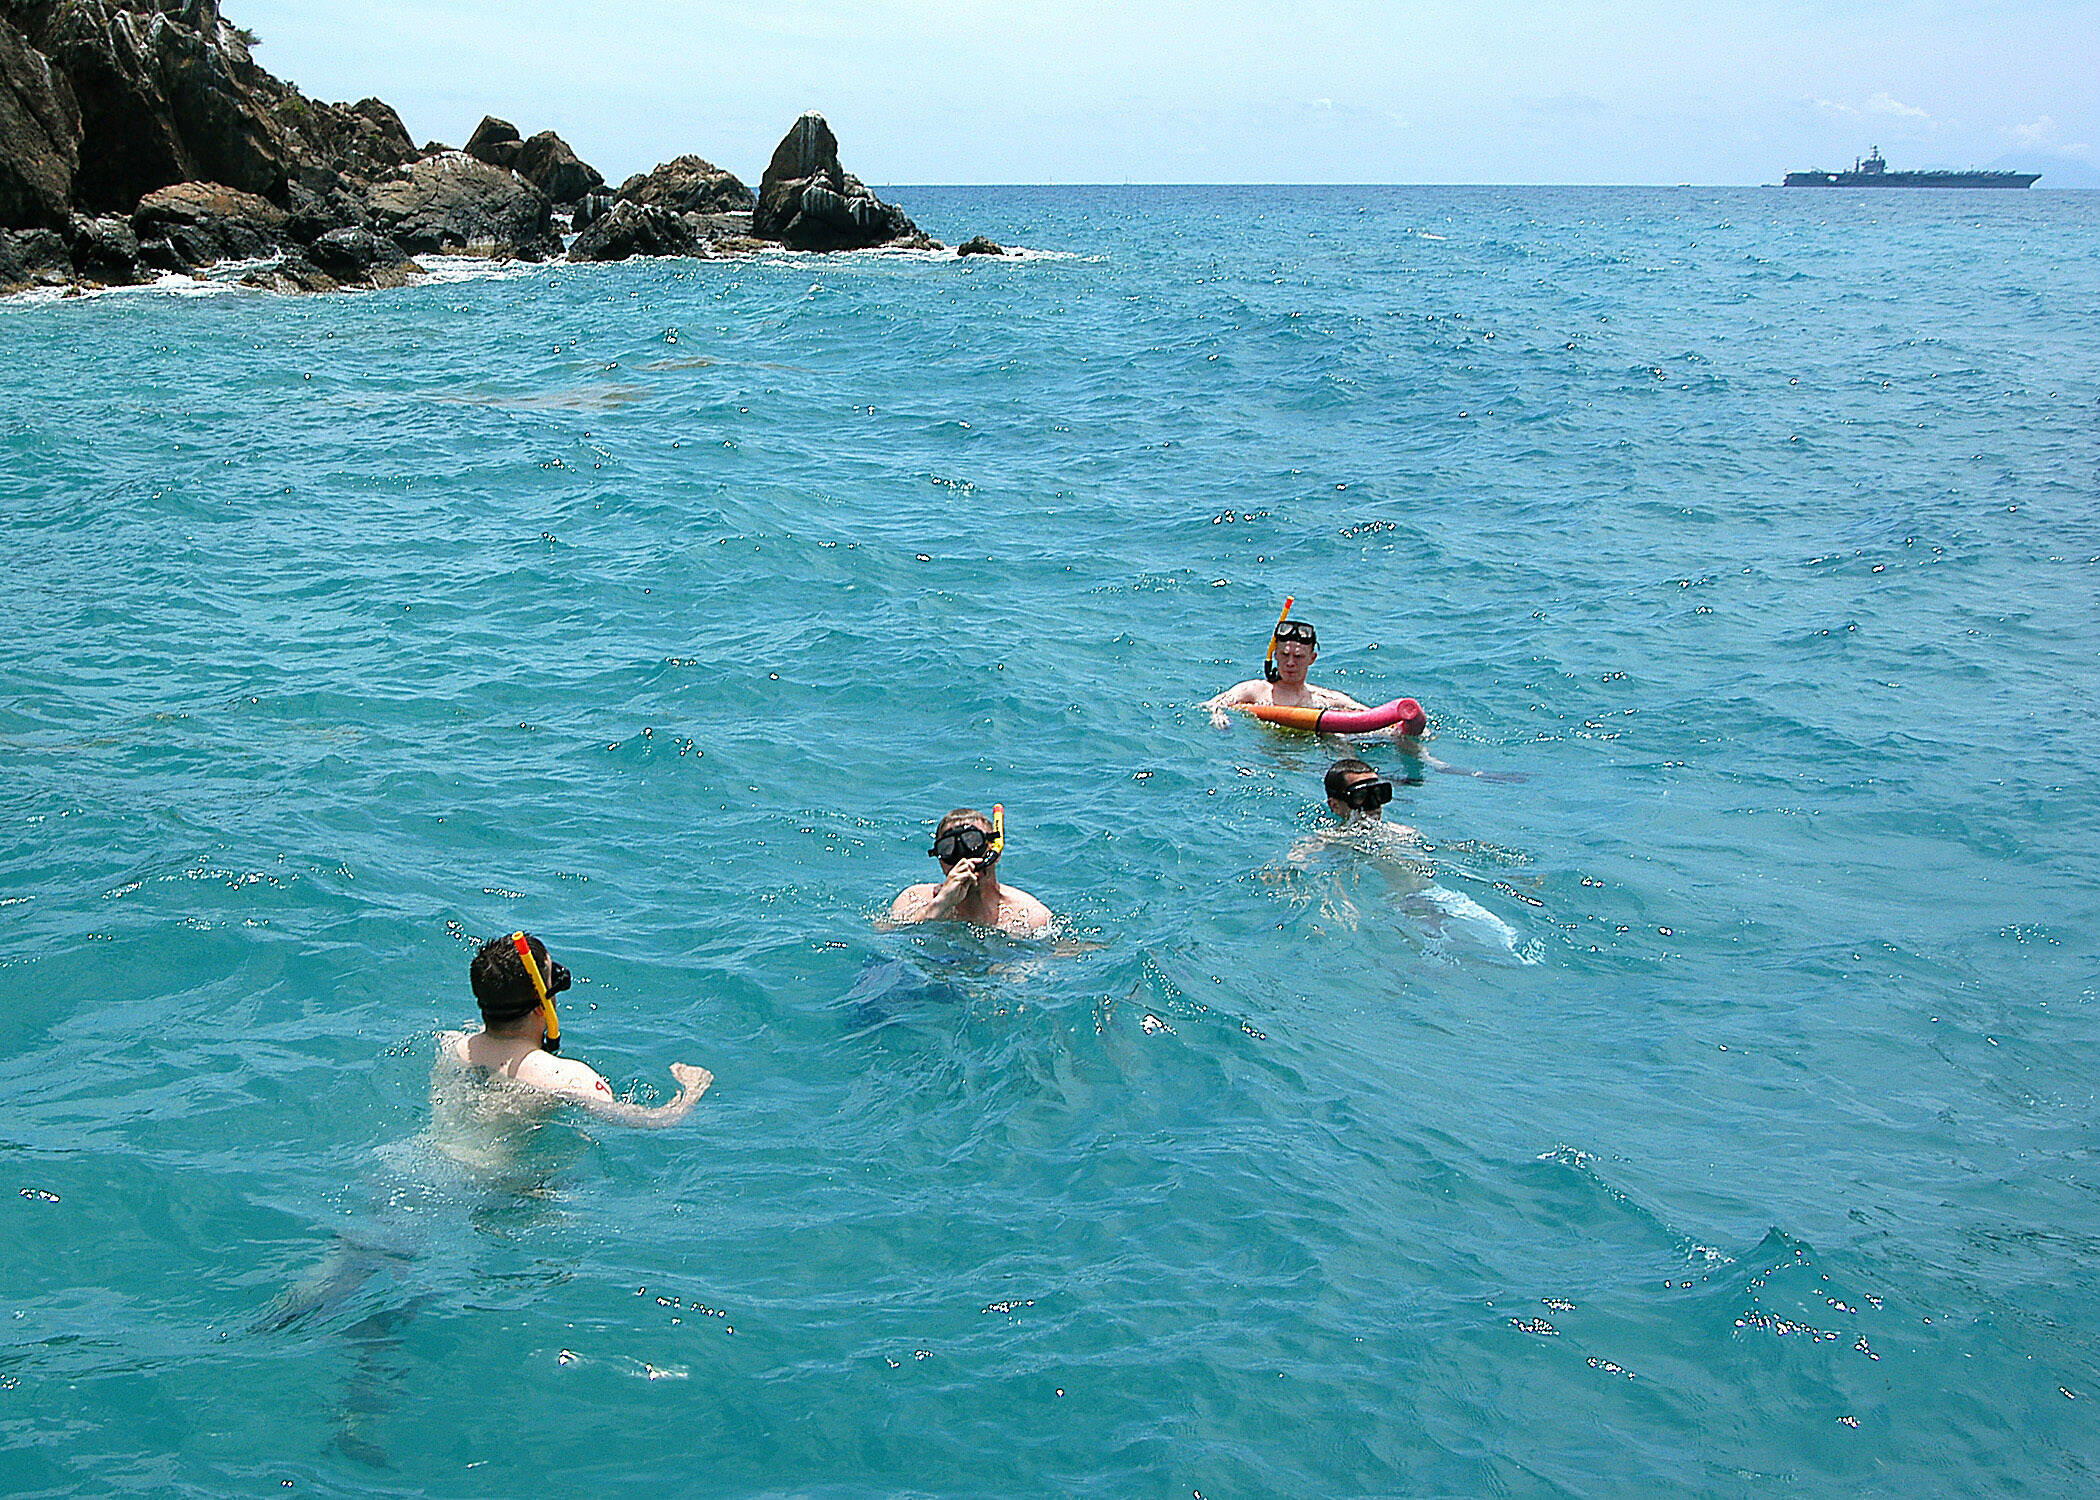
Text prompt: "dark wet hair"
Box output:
[[936, 807, 992, 839], [471, 932, 550, 1023], [1324, 758, 1377, 801]]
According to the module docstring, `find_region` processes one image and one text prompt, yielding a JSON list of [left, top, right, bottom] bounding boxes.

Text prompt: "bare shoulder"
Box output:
[[888, 883, 938, 921], [437, 1030, 469, 1065], [1000, 887, 1056, 936], [516, 1051, 618, 1104], [1209, 678, 1268, 707]]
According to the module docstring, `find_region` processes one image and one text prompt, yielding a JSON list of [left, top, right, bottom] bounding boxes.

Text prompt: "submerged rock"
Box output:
[[0, 14, 81, 228], [751, 111, 934, 252], [615, 154, 752, 215], [515, 129, 600, 204], [364, 151, 559, 259], [957, 235, 1004, 256], [566, 198, 698, 262], [131, 178, 285, 264], [240, 251, 333, 293]]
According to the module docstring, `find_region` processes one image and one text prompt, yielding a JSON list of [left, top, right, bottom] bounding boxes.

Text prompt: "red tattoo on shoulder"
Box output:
[[596, 1080, 612, 1094]]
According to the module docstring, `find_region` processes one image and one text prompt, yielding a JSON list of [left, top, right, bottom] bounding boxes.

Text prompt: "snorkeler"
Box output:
[[1203, 603, 1422, 740], [887, 806, 1053, 936], [1324, 757, 1419, 837], [439, 932, 711, 1128]]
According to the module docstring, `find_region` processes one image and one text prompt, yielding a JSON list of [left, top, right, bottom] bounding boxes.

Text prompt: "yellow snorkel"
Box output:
[[510, 930, 561, 1054], [1263, 596, 1296, 683], [990, 804, 1005, 862]]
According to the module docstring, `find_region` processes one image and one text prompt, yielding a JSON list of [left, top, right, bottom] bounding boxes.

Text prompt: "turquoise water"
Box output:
[[4, 186, 2098, 1496]]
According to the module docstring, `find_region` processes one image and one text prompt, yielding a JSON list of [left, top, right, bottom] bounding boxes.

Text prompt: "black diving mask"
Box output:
[[1339, 777, 1394, 811], [930, 826, 997, 864]]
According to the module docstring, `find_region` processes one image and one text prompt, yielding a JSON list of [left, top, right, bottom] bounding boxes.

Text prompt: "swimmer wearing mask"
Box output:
[[1203, 602, 1421, 740], [440, 931, 711, 1127], [887, 805, 1054, 936], [1324, 758, 1419, 837]]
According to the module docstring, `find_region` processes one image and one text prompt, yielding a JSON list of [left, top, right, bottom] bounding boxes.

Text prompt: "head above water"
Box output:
[[1265, 615, 1318, 683], [1325, 757, 1393, 817], [470, 931, 572, 1032], [931, 807, 1000, 869]]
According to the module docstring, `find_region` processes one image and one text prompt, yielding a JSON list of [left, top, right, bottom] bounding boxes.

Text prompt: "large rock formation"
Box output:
[[615, 153, 751, 216], [0, 14, 79, 226], [750, 111, 933, 252], [12, 0, 289, 212], [363, 151, 559, 259]]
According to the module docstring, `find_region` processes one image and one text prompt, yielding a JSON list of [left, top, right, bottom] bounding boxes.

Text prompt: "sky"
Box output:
[[233, 1, 2100, 187]]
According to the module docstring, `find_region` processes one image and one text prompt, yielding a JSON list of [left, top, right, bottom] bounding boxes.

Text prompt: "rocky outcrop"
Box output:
[[751, 111, 933, 252], [463, 114, 518, 170], [571, 197, 709, 261], [615, 153, 751, 215], [516, 129, 598, 204], [305, 223, 419, 285], [67, 206, 135, 278], [566, 198, 696, 262], [0, 222, 70, 284], [23, 0, 289, 213], [957, 235, 1004, 256], [363, 150, 559, 259], [1, 14, 80, 227], [2, 4, 963, 288], [131, 176, 281, 262]]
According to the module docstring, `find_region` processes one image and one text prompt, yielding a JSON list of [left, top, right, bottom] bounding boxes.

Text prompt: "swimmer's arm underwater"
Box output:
[[556, 1059, 713, 1129]]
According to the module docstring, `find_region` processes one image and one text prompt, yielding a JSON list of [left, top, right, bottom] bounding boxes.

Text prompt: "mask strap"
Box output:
[[1264, 596, 1295, 683], [510, 931, 561, 1054]]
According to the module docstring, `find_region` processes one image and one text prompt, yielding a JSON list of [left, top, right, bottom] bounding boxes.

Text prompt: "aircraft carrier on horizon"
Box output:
[[1785, 146, 2039, 188]]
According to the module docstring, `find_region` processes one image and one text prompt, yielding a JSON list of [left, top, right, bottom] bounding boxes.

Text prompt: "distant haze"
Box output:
[[234, 0, 2100, 187]]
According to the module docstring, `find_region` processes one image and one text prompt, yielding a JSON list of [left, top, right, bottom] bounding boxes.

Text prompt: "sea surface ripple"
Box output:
[[4, 185, 2098, 1496]]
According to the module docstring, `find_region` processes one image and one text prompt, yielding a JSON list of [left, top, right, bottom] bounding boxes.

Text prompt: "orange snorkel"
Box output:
[[510, 931, 561, 1054], [1263, 596, 1296, 683]]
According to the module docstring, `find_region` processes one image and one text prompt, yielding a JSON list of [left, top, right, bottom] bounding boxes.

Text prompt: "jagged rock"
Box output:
[[364, 150, 558, 259], [131, 177, 284, 263], [570, 184, 614, 231], [418, 139, 448, 157], [463, 114, 519, 170], [281, 179, 366, 243], [67, 207, 136, 279], [270, 93, 415, 196], [305, 223, 414, 280], [566, 199, 698, 262], [515, 128, 599, 204], [957, 235, 1004, 256], [684, 209, 752, 242], [615, 153, 752, 215], [0, 223, 71, 285], [751, 111, 933, 252], [1, 13, 81, 227], [239, 250, 333, 292], [30, 0, 289, 213]]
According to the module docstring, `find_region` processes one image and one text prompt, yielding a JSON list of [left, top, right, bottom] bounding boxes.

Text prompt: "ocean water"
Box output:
[[3, 185, 2097, 1497]]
